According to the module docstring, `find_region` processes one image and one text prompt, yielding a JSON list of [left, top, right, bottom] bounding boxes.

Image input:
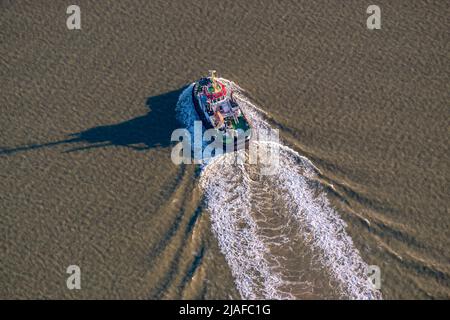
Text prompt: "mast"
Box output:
[[209, 69, 220, 92]]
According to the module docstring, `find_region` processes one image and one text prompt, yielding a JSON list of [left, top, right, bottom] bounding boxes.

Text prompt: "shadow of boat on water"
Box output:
[[0, 87, 187, 155]]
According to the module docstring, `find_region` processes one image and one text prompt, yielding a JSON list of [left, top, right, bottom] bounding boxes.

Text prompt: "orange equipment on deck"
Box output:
[[214, 111, 224, 128]]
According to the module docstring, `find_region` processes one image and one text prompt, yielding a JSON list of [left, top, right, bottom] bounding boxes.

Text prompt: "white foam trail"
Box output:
[[273, 145, 381, 299], [175, 83, 198, 136], [201, 158, 292, 299], [176, 80, 382, 299]]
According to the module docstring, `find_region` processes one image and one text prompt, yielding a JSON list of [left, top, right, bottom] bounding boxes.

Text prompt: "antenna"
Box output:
[[209, 69, 216, 80], [209, 70, 219, 91]]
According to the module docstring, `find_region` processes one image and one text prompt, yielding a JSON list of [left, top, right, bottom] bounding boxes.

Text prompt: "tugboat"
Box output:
[[192, 71, 252, 149]]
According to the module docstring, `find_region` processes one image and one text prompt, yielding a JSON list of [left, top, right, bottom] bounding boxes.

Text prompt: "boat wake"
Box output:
[[175, 80, 382, 299]]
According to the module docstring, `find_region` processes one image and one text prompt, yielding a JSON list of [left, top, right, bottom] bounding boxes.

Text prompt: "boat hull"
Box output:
[[191, 84, 250, 151]]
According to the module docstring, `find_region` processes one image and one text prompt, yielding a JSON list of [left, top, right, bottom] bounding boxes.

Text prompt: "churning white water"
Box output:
[[175, 79, 382, 300]]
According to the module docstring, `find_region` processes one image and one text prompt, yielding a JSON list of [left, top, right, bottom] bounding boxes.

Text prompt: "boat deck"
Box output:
[[232, 116, 251, 132]]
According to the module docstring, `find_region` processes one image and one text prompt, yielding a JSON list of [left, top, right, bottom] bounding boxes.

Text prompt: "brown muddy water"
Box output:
[[0, 0, 448, 299]]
